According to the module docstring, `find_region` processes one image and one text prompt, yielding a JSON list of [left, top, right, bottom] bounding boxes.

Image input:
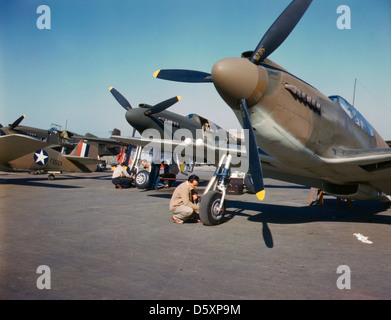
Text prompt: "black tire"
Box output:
[[244, 174, 256, 194], [48, 174, 55, 181], [134, 170, 150, 189], [199, 190, 226, 226]]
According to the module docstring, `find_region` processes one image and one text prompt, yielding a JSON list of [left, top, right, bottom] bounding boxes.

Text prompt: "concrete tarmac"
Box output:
[[1, 167, 390, 300]]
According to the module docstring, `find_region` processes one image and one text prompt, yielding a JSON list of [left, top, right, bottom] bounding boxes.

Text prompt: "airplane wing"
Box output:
[[326, 147, 391, 165], [0, 134, 48, 165], [73, 135, 128, 146], [109, 135, 277, 171], [110, 135, 246, 165], [321, 147, 391, 195]]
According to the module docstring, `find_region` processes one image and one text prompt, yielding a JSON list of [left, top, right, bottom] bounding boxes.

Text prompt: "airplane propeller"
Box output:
[[153, 70, 212, 83], [9, 114, 26, 130], [152, 0, 313, 200], [239, 99, 265, 200], [143, 96, 181, 116], [249, 0, 313, 64], [109, 87, 132, 110], [109, 87, 181, 116]]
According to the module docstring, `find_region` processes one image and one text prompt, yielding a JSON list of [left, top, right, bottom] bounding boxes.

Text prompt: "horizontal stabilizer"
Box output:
[[64, 155, 102, 166]]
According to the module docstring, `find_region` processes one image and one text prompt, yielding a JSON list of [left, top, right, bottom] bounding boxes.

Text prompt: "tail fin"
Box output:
[[65, 140, 101, 172], [112, 128, 121, 136], [70, 140, 99, 159]]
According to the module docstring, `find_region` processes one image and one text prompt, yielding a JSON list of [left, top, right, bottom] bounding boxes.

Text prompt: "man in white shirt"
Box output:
[[112, 163, 134, 189]]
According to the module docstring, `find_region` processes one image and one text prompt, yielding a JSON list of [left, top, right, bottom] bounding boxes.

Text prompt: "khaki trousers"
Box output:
[[172, 205, 197, 222]]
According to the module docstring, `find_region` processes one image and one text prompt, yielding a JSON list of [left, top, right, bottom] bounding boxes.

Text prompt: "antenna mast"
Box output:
[[352, 78, 357, 107]]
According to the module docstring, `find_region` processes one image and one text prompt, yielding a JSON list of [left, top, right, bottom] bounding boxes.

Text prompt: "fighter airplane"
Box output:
[[108, 87, 244, 187], [146, 0, 391, 225], [109, 87, 241, 145], [0, 114, 79, 153], [0, 116, 104, 179]]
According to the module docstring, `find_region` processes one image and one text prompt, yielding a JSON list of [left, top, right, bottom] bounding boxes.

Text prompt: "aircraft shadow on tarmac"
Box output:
[[0, 173, 111, 188], [0, 176, 84, 189], [226, 198, 390, 224], [146, 190, 390, 227], [226, 198, 391, 248]]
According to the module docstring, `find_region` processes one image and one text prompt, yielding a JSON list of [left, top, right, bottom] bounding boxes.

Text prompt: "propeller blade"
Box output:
[[250, 0, 312, 64], [144, 96, 181, 116], [9, 114, 25, 130], [239, 99, 265, 201], [153, 69, 213, 83], [109, 87, 132, 110]]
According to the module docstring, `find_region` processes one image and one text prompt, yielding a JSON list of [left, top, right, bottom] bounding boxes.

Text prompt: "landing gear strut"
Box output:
[[200, 154, 232, 225]]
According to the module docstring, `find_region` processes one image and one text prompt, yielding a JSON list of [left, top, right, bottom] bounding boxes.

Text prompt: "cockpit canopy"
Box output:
[[186, 113, 221, 132], [329, 95, 375, 137]]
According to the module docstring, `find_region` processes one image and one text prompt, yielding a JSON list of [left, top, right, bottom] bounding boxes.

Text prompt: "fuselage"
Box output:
[[0, 128, 100, 173], [211, 56, 389, 199], [125, 107, 240, 146], [250, 61, 386, 159]]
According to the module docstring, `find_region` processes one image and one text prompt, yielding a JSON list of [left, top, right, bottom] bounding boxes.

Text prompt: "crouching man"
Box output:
[[111, 163, 134, 189], [170, 175, 201, 224]]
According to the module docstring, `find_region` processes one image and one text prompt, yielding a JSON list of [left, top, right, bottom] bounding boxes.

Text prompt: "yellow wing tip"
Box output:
[[256, 190, 265, 201], [153, 70, 161, 78]]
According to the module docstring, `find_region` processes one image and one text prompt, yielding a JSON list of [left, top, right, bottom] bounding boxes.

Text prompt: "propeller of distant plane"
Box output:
[[153, 0, 313, 201], [109, 87, 181, 116], [8, 114, 26, 130]]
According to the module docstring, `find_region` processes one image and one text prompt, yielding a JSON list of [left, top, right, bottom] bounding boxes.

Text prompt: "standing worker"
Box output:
[[146, 148, 161, 190], [170, 175, 201, 224]]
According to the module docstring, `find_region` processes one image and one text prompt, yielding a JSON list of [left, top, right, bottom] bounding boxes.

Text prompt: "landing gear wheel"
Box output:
[[134, 170, 150, 189], [199, 190, 226, 226], [48, 174, 55, 181]]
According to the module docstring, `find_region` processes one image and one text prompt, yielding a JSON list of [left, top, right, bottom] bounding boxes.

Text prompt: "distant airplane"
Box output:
[[0, 116, 105, 179]]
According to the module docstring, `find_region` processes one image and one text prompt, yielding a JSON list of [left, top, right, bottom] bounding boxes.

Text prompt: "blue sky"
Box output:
[[1, 0, 390, 139]]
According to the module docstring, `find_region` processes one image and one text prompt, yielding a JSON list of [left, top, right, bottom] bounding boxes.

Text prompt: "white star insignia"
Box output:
[[34, 149, 48, 165]]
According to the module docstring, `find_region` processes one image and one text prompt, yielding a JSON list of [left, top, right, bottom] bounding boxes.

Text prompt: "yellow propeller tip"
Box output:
[[153, 70, 161, 78], [256, 190, 265, 201], [22, 114, 26, 118], [177, 96, 181, 101], [109, 87, 113, 91]]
